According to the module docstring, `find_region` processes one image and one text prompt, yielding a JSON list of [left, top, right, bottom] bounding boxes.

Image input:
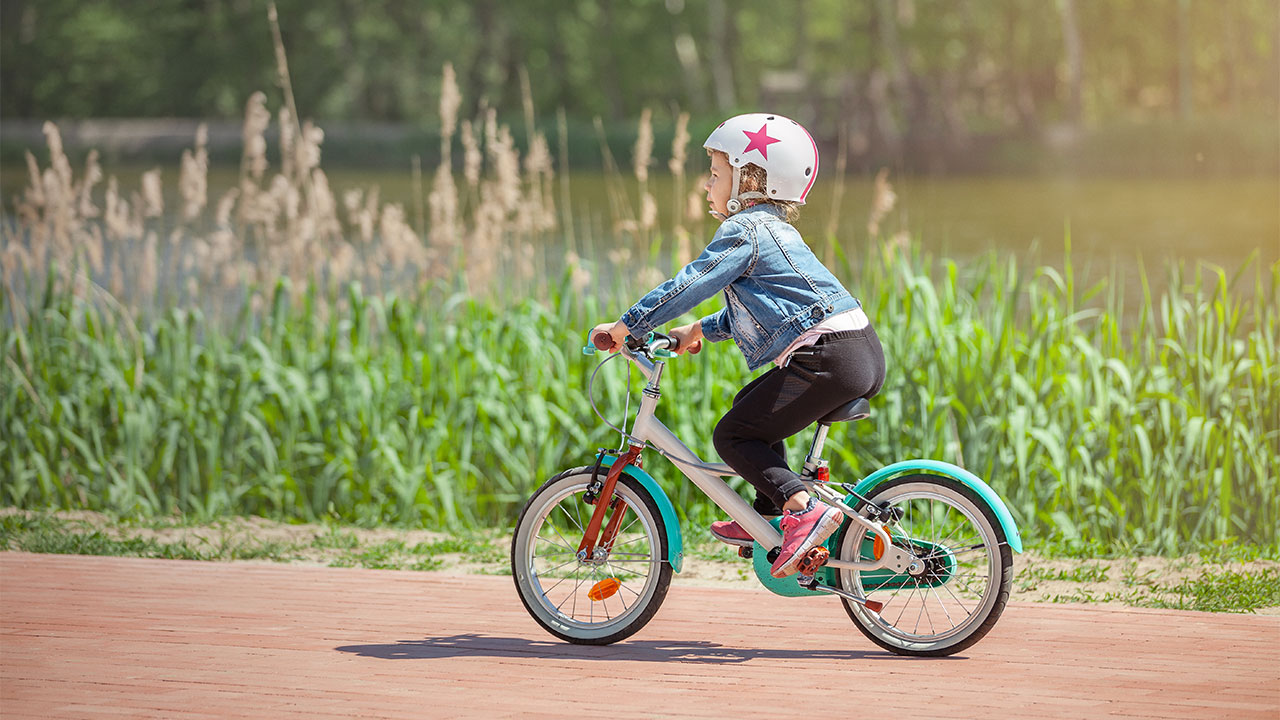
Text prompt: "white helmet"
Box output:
[[703, 113, 819, 215]]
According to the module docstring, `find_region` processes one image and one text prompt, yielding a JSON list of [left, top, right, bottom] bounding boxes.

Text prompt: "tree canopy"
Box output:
[[2, 0, 1276, 166]]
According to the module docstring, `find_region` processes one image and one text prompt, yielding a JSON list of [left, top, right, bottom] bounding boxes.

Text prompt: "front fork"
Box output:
[[576, 445, 643, 561]]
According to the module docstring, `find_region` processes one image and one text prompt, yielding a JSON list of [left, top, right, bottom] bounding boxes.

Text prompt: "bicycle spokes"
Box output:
[[847, 489, 996, 643]]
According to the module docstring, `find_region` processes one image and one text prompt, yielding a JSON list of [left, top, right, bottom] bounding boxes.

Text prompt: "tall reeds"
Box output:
[[2, 230, 1274, 551]]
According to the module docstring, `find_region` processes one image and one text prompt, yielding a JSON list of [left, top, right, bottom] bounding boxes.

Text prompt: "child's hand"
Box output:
[[669, 322, 704, 355], [589, 321, 630, 352]]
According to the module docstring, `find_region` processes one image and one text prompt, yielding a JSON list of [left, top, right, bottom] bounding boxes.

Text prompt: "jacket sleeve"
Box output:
[[699, 307, 732, 343], [620, 219, 753, 338]]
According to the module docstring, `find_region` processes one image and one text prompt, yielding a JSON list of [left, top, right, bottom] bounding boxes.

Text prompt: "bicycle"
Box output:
[[511, 330, 1023, 656]]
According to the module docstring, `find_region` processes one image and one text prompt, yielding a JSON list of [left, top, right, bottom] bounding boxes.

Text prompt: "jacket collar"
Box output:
[[734, 203, 786, 221]]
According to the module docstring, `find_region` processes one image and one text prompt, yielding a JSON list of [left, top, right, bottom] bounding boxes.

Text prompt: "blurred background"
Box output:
[[1, 1, 1277, 548], [2, 0, 1277, 269]]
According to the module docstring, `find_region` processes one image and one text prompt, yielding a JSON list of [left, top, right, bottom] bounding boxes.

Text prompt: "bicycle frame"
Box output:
[[586, 345, 918, 576]]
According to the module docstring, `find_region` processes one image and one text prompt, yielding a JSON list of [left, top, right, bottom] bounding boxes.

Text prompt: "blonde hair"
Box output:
[[710, 150, 800, 222]]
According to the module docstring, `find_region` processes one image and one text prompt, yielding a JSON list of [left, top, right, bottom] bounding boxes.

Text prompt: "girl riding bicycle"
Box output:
[[591, 113, 886, 579]]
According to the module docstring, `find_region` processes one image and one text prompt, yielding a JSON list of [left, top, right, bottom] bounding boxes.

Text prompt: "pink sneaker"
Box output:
[[770, 501, 844, 578], [709, 519, 754, 548]]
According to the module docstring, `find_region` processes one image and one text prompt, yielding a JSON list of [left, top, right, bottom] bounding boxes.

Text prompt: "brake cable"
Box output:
[[587, 351, 634, 443]]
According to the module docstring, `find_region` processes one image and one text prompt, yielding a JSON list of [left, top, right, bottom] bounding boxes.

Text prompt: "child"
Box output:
[[591, 113, 886, 578]]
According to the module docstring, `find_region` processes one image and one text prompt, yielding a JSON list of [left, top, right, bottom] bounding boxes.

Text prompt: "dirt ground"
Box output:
[[4, 509, 1277, 614]]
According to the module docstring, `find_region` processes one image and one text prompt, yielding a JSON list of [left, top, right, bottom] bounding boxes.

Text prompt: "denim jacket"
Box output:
[[620, 204, 860, 371]]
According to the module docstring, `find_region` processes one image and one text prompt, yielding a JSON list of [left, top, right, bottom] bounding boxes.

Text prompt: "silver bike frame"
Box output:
[[618, 346, 915, 574]]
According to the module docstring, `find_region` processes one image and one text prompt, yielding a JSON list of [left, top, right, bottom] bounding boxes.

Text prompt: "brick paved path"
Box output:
[[2, 553, 1277, 719]]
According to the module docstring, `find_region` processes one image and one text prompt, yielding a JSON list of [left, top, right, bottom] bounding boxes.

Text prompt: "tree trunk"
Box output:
[[599, 0, 625, 119], [1058, 0, 1084, 126], [465, 0, 497, 120], [875, 0, 915, 152], [670, 4, 707, 114], [1175, 0, 1193, 120], [707, 0, 737, 112]]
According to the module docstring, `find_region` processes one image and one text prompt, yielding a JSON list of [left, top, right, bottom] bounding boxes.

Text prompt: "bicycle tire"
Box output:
[[834, 474, 1014, 656], [511, 466, 673, 645]]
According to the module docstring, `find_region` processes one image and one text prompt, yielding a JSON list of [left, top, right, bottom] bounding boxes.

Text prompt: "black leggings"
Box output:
[[712, 327, 886, 512]]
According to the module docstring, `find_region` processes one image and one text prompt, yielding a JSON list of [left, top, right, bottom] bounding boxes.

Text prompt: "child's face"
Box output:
[[705, 151, 732, 217]]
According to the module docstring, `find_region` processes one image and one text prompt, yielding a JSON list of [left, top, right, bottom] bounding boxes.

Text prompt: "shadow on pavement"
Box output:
[[335, 633, 957, 664]]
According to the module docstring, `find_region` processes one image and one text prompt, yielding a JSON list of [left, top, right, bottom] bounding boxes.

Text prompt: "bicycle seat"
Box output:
[[819, 397, 871, 425]]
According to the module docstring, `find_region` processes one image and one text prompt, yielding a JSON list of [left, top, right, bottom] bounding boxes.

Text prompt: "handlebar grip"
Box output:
[[592, 332, 616, 351]]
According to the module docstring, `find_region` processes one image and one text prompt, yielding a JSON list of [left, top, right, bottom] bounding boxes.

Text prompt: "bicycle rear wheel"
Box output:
[[835, 475, 1013, 656], [511, 466, 672, 645]]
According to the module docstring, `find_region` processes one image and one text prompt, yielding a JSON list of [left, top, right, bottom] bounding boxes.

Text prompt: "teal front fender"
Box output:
[[851, 460, 1023, 553], [599, 456, 684, 573]]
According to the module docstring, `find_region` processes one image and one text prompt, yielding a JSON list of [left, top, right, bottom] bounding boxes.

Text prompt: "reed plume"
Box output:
[[669, 111, 690, 238], [867, 167, 896, 236], [634, 108, 653, 185], [179, 125, 209, 222]]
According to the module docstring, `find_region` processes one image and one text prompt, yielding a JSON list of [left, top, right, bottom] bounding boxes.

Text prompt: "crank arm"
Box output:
[[796, 576, 884, 614]]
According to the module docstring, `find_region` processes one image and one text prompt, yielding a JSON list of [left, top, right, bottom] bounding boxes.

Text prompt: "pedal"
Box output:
[[737, 546, 753, 559], [794, 546, 829, 575]]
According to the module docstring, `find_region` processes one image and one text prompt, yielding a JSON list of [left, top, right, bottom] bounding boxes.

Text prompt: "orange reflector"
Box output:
[[587, 578, 621, 601], [873, 533, 886, 560]]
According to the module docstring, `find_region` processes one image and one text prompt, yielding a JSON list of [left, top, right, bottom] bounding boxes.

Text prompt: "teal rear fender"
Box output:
[[599, 456, 684, 573], [851, 460, 1024, 553]]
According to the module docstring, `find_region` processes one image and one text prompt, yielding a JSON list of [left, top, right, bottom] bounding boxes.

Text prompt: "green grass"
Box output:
[[1019, 563, 1111, 584], [311, 527, 360, 550], [328, 540, 408, 570], [1038, 567, 1280, 613], [411, 534, 502, 559], [0, 512, 508, 572], [1143, 568, 1280, 613], [317, 529, 506, 570], [0, 513, 300, 562], [2, 245, 1277, 556]]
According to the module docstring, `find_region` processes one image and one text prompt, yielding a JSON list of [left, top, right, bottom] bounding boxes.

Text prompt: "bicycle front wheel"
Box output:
[[510, 466, 672, 645], [835, 475, 1013, 656]]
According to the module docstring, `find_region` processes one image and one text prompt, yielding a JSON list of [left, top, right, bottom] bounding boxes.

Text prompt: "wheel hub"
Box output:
[[575, 547, 611, 566]]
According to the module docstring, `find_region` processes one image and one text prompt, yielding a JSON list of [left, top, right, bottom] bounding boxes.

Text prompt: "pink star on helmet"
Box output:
[[742, 123, 781, 160]]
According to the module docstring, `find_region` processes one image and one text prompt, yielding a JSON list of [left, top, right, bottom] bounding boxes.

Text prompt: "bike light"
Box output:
[[588, 578, 621, 601]]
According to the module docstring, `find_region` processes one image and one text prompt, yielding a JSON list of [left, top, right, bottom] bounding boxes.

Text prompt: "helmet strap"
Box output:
[[720, 165, 769, 217], [726, 166, 743, 214], [726, 165, 768, 215]]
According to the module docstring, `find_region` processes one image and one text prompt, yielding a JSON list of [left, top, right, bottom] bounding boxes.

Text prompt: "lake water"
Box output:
[[3, 165, 1276, 293]]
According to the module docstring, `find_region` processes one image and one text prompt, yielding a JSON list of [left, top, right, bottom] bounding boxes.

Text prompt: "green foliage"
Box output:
[[0, 513, 299, 561], [2, 247, 1277, 555], [3, 0, 1277, 145], [1143, 568, 1280, 613]]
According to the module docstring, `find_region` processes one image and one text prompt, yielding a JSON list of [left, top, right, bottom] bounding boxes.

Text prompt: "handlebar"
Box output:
[[585, 330, 702, 357], [591, 332, 616, 351]]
